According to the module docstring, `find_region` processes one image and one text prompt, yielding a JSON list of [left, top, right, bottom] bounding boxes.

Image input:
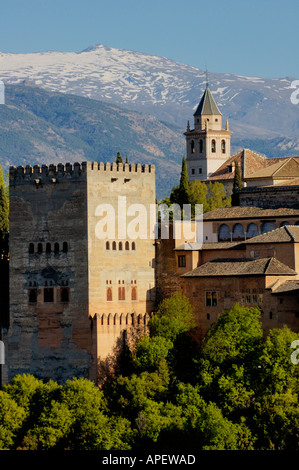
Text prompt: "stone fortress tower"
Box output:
[[7, 161, 156, 384], [185, 85, 232, 181]]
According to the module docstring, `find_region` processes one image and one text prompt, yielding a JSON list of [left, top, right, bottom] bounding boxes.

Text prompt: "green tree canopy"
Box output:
[[149, 291, 195, 342]]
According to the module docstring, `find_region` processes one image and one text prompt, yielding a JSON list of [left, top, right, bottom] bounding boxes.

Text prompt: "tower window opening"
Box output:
[[107, 287, 112, 301], [199, 139, 203, 153], [54, 242, 59, 253], [106, 241, 110, 250], [211, 140, 216, 153], [132, 242, 136, 250], [118, 286, 125, 301], [46, 242, 51, 254], [61, 288, 69, 303], [191, 140, 195, 154], [29, 289, 37, 304], [112, 241, 117, 250], [62, 242, 68, 253], [37, 243, 43, 254], [44, 288, 54, 303], [221, 139, 226, 154], [29, 243, 34, 254], [125, 241, 130, 250], [131, 286, 137, 301]]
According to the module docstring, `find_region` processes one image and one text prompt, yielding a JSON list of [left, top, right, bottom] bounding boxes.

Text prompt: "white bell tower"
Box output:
[[185, 86, 232, 181]]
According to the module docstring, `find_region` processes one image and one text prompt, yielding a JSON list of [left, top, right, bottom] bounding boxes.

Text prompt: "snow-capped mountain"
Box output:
[[1, 44, 299, 142]]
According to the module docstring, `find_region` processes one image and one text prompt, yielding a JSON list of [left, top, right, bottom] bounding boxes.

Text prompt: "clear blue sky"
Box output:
[[1, 0, 298, 79]]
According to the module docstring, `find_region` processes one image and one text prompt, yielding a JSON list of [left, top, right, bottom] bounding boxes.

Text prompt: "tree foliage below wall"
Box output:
[[1, 294, 299, 451]]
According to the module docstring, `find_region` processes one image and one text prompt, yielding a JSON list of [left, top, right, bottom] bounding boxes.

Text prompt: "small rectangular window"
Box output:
[[44, 288, 54, 303], [178, 255, 186, 268], [28, 289, 37, 304], [118, 287, 125, 301], [206, 291, 217, 307]]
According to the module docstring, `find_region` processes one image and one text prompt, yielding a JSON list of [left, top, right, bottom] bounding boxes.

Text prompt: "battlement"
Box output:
[[9, 161, 155, 184], [92, 311, 151, 327]]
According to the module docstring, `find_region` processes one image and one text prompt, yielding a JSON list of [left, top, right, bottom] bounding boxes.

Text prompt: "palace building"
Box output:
[[3, 85, 299, 385]]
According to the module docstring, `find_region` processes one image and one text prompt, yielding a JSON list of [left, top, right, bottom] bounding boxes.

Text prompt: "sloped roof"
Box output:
[[207, 149, 299, 182], [182, 257, 297, 278], [194, 86, 222, 116], [271, 279, 299, 294], [203, 206, 299, 221], [246, 225, 299, 244], [174, 241, 244, 251], [207, 148, 268, 181], [245, 157, 299, 180]]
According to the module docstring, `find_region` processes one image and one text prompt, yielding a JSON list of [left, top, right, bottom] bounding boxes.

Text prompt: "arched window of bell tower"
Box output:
[[221, 140, 226, 154], [191, 140, 195, 154], [211, 140, 216, 153], [199, 139, 203, 153]]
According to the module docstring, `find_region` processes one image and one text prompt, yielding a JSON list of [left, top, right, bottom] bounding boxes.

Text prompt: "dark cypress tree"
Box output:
[[116, 152, 123, 164], [178, 156, 189, 206], [231, 160, 243, 206]]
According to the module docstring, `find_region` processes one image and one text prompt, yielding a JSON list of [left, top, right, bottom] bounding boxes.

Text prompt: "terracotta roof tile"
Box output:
[[182, 257, 297, 277], [203, 206, 299, 220], [245, 157, 299, 180], [246, 225, 299, 244], [207, 149, 299, 182], [272, 280, 299, 294]]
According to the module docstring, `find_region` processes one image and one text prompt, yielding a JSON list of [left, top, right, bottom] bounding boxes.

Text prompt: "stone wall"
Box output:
[[7, 161, 156, 384], [239, 185, 299, 209]]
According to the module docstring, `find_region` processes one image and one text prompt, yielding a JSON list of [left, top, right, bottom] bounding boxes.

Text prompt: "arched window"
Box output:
[[29, 243, 34, 254], [199, 139, 203, 153], [106, 241, 110, 250], [46, 242, 51, 254], [125, 241, 130, 250], [218, 224, 230, 241], [54, 242, 59, 253], [119, 242, 123, 250], [37, 243, 43, 254], [112, 241, 117, 250], [247, 223, 258, 239], [106, 287, 112, 301], [232, 223, 245, 240], [261, 221, 276, 234], [132, 241, 136, 250], [211, 139, 216, 153], [221, 139, 226, 153], [191, 140, 195, 154], [131, 286, 137, 301], [63, 242, 68, 253]]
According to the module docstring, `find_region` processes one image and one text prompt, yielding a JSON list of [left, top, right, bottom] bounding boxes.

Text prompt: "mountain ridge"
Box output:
[[1, 45, 299, 197], [1, 43, 298, 138]]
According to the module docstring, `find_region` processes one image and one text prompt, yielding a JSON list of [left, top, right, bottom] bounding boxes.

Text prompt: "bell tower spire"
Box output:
[[185, 85, 232, 181]]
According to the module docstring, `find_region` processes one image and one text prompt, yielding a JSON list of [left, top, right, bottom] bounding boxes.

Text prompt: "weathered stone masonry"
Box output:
[[7, 161, 155, 384]]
